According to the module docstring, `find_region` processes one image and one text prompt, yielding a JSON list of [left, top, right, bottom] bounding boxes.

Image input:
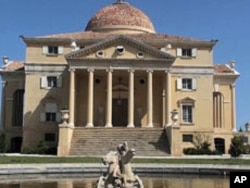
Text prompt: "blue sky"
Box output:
[[0, 0, 249, 130]]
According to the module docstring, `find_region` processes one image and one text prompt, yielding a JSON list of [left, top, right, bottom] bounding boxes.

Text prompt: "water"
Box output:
[[0, 174, 229, 188]]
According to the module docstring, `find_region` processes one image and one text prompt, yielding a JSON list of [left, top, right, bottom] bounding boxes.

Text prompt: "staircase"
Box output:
[[69, 127, 170, 156]]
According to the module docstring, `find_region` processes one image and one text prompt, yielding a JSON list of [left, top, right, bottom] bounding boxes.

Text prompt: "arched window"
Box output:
[[213, 92, 224, 128], [12, 90, 24, 127]]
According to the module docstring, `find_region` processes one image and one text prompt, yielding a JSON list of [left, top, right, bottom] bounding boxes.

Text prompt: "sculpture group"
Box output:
[[97, 142, 144, 188]]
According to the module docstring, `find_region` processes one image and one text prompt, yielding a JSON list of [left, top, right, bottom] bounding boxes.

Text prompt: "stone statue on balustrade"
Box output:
[[97, 142, 144, 188]]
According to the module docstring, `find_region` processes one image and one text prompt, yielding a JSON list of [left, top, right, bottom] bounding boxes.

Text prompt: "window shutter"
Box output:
[[42, 46, 48, 54], [41, 76, 47, 88], [192, 78, 197, 90], [192, 48, 197, 57], [56, 112, 61, 123], [58, 46, 64, 54], [177, 48, 182, 57], [57, 76, 62, 88], [177, 78, 182, 90], [40, 113, 46, 122]]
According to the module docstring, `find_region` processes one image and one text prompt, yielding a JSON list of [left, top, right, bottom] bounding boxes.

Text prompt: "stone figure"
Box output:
[[97, 142, 144, 188]]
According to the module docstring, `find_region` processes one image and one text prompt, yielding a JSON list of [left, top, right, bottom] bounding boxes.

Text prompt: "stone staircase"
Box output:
[[69, 127, 170, 156]]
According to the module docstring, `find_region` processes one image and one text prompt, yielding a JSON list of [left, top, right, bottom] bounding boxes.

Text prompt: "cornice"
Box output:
[[65, 35, 176, 61]]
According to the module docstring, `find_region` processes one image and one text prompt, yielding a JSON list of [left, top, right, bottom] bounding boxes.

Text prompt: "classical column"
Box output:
[[165, 71, 172, 126], [105, 69, 113, 127], [127, 69, 135, 128], [231, 83, 237, 132], [147, 70, 153, 127], [86, 68, 94, 127], [69, 69, 75, 127]]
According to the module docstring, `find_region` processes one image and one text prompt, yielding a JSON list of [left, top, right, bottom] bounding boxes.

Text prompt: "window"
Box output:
[[48, 46, 58, 54], [177, 78, 197, 90], [41, 75, 62, 89], [45, 133, 56, 142], [182, 79, 192, 90], [47, 76, 57, 88], [182, 105, 193, 123], [183, 134, 193, 142], [177, 48, 197, 58], [46, 112, 56, 122], [178, 97, 195, 124], [40, 102, 61, 123], [42, 46, 63, 55], [12, 90, 24, 127]]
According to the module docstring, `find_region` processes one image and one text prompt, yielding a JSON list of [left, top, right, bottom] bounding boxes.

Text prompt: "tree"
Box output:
[[0, 133, 6, 153], [229, 136, 245, 158]]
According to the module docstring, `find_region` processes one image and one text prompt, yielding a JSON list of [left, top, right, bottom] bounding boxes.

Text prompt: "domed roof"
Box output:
[[85, 1, 155, 33]]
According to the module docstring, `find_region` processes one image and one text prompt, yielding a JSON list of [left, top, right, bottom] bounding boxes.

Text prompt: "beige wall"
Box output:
[[22, 71, 69, 148]]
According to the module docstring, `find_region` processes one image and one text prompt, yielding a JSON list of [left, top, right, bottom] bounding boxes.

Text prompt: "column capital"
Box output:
[[146, 69, 154, 73], [68, 68, 76, 72], [106, 68, 113, 73], [165, 68, 172, 73], [128, 69, 135, 73], [230, 83, 236, 88], [87, 68, 95, 73]]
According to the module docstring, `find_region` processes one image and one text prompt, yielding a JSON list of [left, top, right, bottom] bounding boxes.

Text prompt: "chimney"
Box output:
[[3, 56, 9, 65]]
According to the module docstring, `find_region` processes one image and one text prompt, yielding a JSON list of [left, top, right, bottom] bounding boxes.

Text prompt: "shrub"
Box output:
[[0, 133, 6, 153], [229, 136, 245, 158], [22, 141, 49, 154], [183, 132, 221, 155]]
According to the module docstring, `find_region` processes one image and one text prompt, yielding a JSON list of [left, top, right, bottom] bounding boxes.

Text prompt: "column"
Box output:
[[69, 69, 75, 127], [231, 83, 237, 132], [127, 69, 135, 128], [105, 69, 113, 127], [165, 71, 172, 126], [86, 68, 94, 127], [147, 70, 153, 127]]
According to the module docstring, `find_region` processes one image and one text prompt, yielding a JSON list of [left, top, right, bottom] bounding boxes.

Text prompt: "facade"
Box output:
[[0, 1, 239, 156]]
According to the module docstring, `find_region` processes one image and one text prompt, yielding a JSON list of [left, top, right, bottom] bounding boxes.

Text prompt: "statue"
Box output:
[[97, 142, 144, 188]]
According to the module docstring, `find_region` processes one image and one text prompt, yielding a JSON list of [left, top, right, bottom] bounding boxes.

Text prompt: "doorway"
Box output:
[[112, 98, 128, 127], [11, 137, 22, 153]]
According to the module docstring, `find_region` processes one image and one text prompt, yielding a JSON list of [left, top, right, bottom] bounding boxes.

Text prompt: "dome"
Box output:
[[85, 1, 155, 33]]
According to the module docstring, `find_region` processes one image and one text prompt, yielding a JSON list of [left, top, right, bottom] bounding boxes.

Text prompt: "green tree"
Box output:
[[229, 136, 245, 158]]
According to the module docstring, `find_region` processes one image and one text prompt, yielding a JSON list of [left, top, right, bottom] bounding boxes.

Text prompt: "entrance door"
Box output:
[[112, 98, 128, 127]]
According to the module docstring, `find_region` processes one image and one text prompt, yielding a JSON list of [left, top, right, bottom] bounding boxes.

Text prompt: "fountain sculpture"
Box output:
[[97, 142, 144, 188]]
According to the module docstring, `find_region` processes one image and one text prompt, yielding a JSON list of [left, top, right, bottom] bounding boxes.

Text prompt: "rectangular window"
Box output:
[[182, 48, 192, 57], [47, 76, 57, 88], [41, 76, 62, 89], [177, 48, 197, 58], [177, 78, 197, 90], [45, 133, 56, 142], [182, 105, 193, 123], [183, 134, 193, 142], [46, 112, 56, 122], [42, 46, 63, 55], [182, 78, 192, 90], [48, 46, 58, 54]]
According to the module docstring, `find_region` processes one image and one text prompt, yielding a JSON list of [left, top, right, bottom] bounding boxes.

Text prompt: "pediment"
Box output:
[[65, 35, 175, 61]]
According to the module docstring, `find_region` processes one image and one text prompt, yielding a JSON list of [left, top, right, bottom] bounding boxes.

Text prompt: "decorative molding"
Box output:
[[25, 64, 67, 73], [65, 35, 176, 61]]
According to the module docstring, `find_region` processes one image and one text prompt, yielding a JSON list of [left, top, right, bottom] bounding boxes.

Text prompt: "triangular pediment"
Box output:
[[65, 35, 175, 61]]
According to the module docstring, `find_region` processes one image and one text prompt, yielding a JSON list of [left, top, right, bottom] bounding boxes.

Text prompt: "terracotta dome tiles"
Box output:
[[85, 3, 155, 33]]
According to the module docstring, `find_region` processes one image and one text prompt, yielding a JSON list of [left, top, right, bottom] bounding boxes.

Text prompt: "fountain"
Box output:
[[97, 142, 144, 188]]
